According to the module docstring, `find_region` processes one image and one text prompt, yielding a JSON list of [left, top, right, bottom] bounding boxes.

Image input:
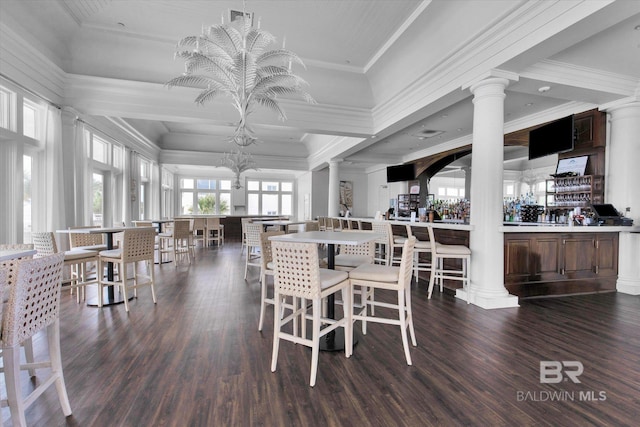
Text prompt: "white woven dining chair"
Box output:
[[97, 227, 157, 312], [348, 236, 417, 365], [271, 240, 352, 387], [1, 253, 73, 426]]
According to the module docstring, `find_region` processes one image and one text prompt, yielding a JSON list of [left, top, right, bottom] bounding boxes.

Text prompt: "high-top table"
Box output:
[[57, 226, 155, 306], [269, 230, 383, 351], [255, 220, 307, 233]]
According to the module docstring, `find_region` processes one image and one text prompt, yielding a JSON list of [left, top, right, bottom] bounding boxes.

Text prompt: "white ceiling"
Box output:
[[1, 0, 639, 175]]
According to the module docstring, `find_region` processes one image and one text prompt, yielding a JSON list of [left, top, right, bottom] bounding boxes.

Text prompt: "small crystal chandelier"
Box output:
[[167, 1, 315, 187]]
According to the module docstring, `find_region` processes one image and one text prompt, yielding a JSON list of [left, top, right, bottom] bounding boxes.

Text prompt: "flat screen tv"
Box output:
[[528, 115, 575, 160], [386, 164, 415, 182]]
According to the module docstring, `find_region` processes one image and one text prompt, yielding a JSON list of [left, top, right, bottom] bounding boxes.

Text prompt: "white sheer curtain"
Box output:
[[122, 147, 132, 225], [73, 121, 91, 225], [151, 162, 161, 220], [33, 105, 65, 232], [130, 152, 140, 221]]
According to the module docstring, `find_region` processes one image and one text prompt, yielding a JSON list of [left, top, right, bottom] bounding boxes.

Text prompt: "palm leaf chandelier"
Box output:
[[167, 3, 315, 188]]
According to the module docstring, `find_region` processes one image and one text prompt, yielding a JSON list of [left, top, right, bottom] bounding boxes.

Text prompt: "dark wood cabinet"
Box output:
[[504, 232, 618, 298], [561, 235, 596, 279], [533, 235, 564, 282]]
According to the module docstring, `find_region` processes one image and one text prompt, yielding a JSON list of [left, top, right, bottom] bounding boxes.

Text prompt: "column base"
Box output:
[[456, 288, 520, 309], [617, 277, 640, 295]]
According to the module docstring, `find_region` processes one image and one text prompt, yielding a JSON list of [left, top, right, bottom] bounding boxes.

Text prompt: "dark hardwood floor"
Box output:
[[3, 242, 640, 426]]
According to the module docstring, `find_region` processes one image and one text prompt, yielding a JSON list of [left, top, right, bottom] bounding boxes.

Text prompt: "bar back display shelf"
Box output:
[[397, 194, 419, 217], [545, 175, 603, 210]]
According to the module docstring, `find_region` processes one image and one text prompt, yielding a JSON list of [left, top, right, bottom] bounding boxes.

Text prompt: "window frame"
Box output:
[[246, 178, 294, 216], [179, 177, 232, 215]]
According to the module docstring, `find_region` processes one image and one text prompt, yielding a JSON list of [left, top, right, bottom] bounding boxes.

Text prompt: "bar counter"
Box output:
[[502, 223, 638, 298]]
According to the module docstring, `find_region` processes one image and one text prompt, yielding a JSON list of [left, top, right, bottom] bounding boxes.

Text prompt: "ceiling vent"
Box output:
[[412, 129, 444, 139]]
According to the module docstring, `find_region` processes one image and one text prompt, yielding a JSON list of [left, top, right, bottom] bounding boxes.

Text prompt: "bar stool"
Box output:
[[426, 225, 471, 302], [405, 225, 432, 283], [371, 221, 393, 265], [244, 222, 263, 279]]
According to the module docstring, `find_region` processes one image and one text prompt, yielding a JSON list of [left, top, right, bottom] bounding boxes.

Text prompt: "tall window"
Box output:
[[179, 178, 231, 214], [247, 179, 293, 215], [0, 86, 15, 130], [23, 155, 32, 242], [140, 159, 150, 219], [22, 100, 39, 139], [86, 133, 124, 226], [162, 168, 174, 218], [92, 172, 104, 226]]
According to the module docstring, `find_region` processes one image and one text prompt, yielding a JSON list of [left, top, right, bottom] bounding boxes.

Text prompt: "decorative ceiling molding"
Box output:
[[160, 149, 309, 172], [370, 0, 615, 136], [521, 59, 639, 97], [503, 101, 597, 135], [363, 0, 433, 73], [0, 23, 66, 104], [307, 135, 369, 171], [64, 74, 374, 137], [59, 0, 112, 25], [105, 117, 162, 153]]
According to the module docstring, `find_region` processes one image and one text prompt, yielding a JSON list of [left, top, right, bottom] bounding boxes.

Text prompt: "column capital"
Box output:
[[602, 100, 640, 117], [329, 158, 343, 166], [469, 78, 511, 99], [462, 69, 519, 92]]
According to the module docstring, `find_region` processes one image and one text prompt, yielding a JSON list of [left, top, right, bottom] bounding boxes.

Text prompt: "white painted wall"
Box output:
[[311, 169, 329, 220], [367, 168, 407, 217], [338, 171, 368, 218]]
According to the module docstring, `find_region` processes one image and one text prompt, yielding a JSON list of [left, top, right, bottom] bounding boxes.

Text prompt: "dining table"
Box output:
[[255, 220, 308, 233], [269, 230, 383, 351], [57, 226, 155, 306]]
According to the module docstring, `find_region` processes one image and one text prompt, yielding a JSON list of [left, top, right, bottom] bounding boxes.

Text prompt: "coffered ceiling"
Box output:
[[1, 0, 639, 176]]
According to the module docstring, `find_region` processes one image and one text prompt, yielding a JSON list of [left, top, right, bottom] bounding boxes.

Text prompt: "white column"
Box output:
[[605, 101, 640, 294], [467, 78, 519, 308], [328, 158, 342, 217]]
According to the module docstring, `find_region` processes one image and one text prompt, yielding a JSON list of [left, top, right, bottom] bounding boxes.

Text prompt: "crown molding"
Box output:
[[503, 101, 597, 134], [160, 149, 309, 171], [370, 0, 614, 135], [0, 23, 66, 104], [521, 59, 639, 97], [64, 74, 373, 136], [364, 0, 433, 73]]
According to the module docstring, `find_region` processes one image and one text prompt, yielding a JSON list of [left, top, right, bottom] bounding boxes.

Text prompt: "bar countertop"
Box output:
[[500, 223, 639, 233]]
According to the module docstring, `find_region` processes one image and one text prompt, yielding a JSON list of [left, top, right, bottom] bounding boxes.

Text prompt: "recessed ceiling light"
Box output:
[[526, 102, 534, 107], [117, 22, 126, 27], [634, 24, 640, 31], [441, 114, 448, 118], [456, 128, 462, 132], [538, 86, 551, 93], [371, 135, 376, 138]]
